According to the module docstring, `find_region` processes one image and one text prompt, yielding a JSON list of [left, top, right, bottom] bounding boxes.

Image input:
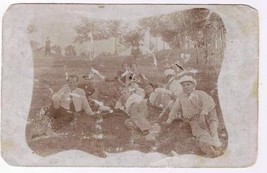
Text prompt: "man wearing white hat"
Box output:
[[163, 69, 182, 98], [166, 75, 222, 157]]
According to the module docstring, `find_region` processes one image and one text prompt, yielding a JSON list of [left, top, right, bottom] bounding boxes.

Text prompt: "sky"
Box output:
[[26, 4, 206, 55]]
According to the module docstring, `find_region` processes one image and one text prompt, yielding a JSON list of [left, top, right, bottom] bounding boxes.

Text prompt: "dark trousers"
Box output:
[[48, 106, 74, 131]]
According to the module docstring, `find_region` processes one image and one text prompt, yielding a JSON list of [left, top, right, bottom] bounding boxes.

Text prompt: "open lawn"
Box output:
[[26, 52, 228, 158]]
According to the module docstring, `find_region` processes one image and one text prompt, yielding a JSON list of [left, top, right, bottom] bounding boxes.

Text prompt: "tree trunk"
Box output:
[[91, 27, 95, 60], [89, 36, 94, 60], [114, 37, 118, 55], [178, 32, 182, 50], [205, 42, 208, 64], [182, 12, 187, 28], [196, 43, 200, 64], [156, 36, 158, 51], [149, 33, 152, 49], [220, 27, 225, 58], [92, 42, 94, 59]]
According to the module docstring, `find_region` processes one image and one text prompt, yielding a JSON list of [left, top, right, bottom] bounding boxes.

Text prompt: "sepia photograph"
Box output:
[[1, 4, 258, 167]]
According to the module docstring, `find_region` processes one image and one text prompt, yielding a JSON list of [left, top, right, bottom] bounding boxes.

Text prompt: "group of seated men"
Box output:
[[48, 61, 222, 157]]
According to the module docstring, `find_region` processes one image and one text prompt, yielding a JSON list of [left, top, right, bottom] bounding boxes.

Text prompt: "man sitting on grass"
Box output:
[[49, 75, 95, 131], [166, 75, 222, 157]]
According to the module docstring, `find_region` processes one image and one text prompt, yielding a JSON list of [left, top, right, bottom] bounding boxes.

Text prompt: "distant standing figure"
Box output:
[[167, 75, 222, 157], [45, 37, 51, 56], [49, 75, 95, 130]]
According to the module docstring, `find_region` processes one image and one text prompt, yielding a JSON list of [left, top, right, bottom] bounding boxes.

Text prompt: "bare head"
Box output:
[[67, 75, 79, 90], [130, 62, 138, 71], [144, 83, 154, 94], [121, 62, 129, 71]]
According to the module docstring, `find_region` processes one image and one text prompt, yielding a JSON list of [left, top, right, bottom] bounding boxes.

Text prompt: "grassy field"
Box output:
[[26, 52, 228, 158]]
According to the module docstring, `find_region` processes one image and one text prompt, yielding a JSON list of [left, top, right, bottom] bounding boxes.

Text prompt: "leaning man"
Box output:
[[163, 69, 182, 98], [167, 75, 222, 157], [49, 75, 95, 130]]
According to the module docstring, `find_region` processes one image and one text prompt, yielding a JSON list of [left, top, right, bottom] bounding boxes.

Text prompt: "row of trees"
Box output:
[[74, 17, 145, 58], [29, 40, 77, 57], [28, 8, 226, 65], [73, 8, 226, 64], [28, 24, 76, 56]]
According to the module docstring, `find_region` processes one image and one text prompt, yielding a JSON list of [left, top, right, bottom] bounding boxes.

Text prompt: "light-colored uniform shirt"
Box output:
[[169, 90, 215, 119], [125, 93, 144, 114], [149, 88, 173, 108], [52, 86, 93, 115], [166, 77, 182, 96], [168, 90, 221, 147]]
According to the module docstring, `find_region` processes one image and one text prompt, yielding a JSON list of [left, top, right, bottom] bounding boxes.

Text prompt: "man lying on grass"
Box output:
[[115, 81, 160, 141], [144, 82, 175, 110]]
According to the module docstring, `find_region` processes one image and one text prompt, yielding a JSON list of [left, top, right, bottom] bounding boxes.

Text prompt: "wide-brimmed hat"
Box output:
[[179, 75, 197, 85], [105, 77, 116, 82], [164, 69, 176, 77], [82, 74, 94, 80]]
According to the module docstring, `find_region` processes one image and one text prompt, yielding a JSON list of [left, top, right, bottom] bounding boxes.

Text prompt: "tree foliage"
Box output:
[[119, 28, 145, 48], [74, 17, 112, 44], [139, 8, 224, 48], [73, 8, 226, 64], [74, 17, 145, 56], [139, 8, 226, 64]]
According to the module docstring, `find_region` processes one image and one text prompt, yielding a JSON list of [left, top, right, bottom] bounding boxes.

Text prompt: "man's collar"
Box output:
[[168, 76, 175, 83], [68, 87, 78, 92], [183, 89, 196, 98]]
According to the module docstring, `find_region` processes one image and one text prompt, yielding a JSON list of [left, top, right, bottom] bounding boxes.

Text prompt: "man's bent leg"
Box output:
[[130, 114, 152, 132], [199, 141, 219, 157], [207, 109, 221, 147], [189, 115, 221, 150], [129, 103, 152, 132]]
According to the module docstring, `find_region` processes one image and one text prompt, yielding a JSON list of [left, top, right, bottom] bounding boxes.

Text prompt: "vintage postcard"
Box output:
[[1, 4, 258, 167]]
